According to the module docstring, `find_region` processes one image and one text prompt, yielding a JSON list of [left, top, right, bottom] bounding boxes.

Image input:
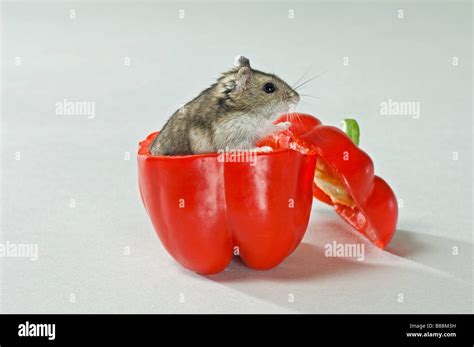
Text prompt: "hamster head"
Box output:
[[215, 56, 300, 119]]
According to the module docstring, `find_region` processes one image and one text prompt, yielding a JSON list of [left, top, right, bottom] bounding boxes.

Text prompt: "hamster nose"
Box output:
[[284, 90, 300, 104], [290, 92, 300, 103]]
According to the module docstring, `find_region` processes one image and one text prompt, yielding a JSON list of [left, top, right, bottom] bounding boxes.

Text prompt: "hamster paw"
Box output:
[[254, 146, 274, 153], [275, 121, 292, 132]]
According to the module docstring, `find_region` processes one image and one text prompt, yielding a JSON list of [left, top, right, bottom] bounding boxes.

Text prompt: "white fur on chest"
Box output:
[[212, 113, 274, 151]]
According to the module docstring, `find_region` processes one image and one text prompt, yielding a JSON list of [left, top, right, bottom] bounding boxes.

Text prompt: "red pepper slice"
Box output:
[[138, 133, 316, 274], [263, 113, 398, 249]]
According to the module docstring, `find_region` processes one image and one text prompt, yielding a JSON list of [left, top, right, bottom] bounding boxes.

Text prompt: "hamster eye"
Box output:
[[263, 82, 276, 94]]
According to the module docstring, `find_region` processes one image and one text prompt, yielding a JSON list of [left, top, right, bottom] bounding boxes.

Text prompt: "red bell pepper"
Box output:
[[138, 113, 398, 274], [260, 113, 398, 249], [138, 132, 316, 274]]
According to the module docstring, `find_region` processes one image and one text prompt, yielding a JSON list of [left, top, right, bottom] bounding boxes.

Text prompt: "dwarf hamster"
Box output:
[[149, 56, 300, 156]]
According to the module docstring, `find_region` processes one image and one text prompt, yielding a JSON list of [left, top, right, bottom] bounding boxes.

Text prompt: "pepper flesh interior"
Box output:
[[314, 159, 355, 208]]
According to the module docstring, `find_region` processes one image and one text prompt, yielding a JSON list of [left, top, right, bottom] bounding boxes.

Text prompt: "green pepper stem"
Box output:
[[341, 118, 360, 146]]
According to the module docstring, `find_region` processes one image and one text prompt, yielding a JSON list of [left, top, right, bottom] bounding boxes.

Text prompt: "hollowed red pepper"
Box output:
[[138, 113, 398, 274], [138, 132, 316, 274], [259, 113, 398, 249]]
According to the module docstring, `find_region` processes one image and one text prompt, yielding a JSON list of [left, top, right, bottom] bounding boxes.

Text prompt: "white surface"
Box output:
[[1, 1, 472, 313]]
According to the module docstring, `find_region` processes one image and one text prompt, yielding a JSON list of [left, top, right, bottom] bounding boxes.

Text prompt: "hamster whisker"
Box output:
[[294, 75, 319, 91], [292, 65, 312, 88], [294, 70, 327, 91], [299, 100, 314, 107], [300, 94, 320, 100]]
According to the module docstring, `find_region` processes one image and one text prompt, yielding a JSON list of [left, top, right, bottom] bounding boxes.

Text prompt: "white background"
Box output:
[[1, 0, 472, 313]]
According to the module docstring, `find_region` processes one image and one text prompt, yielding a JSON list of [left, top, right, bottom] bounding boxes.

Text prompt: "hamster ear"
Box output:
[[235, 67, 252, 93], [233, 55, 251, 69]]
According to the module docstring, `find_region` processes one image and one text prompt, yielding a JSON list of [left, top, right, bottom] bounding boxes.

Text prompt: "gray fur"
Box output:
[[149, 56, 299, 156]]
